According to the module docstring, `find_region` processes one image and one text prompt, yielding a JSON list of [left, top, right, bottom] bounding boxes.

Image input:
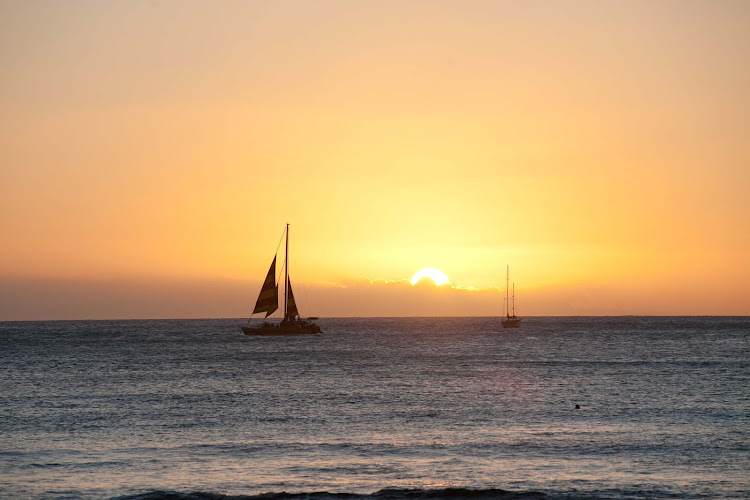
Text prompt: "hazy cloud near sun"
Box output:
[[301, 278, 504, 318]]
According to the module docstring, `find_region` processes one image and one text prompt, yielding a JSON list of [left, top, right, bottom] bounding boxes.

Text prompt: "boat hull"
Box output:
[[242, 323, 321, 335], [501, 317, 521, 328]]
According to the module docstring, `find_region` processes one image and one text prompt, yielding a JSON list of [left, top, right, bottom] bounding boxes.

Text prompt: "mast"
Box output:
[[284, 223, 289, 319], [506, 265, 510, 319], [512, 282, 515, 317]]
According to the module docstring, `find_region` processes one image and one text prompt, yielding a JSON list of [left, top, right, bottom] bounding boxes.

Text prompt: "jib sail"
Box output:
[[253, 256, 278, 317]]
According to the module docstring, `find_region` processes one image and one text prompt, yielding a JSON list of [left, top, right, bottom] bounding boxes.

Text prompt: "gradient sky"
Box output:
[[1, 0, 749, 319]]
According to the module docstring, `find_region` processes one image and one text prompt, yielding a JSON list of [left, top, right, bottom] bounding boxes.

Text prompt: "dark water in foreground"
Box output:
[[1, 317, 749, 499]]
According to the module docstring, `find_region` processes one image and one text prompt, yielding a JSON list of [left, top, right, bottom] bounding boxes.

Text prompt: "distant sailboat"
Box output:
[[501, 265, 521, 328], [242, 224, 321, 335]]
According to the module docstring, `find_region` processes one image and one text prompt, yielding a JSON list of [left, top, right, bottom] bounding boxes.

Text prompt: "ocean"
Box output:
[[1, 317, 748, 499]]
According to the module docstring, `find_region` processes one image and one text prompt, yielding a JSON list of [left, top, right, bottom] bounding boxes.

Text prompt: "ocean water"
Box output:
[[1, 317, 749, 500]]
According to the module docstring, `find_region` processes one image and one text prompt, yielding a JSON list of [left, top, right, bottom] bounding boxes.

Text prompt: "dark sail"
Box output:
[[253, 256, 278, 317], [286, 278, 299, 319]]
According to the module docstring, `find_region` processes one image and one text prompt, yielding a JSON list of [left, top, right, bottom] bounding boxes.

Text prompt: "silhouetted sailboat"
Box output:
[[501, 265, 521, 328], [242, 224, 321, 335]]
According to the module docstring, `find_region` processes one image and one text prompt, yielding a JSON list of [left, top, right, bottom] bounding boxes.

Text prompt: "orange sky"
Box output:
[[1, 1, 749, 319]]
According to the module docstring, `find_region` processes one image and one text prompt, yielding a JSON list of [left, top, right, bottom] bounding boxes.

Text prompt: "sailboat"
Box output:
[[242, 224, 321, 335], [501, 265, 521, 328]]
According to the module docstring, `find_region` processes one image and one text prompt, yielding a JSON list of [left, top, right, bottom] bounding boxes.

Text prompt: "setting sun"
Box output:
[[410, 268, 450, 286]]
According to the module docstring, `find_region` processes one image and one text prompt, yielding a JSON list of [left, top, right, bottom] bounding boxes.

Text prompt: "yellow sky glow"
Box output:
[[1, 1, 749, 319]]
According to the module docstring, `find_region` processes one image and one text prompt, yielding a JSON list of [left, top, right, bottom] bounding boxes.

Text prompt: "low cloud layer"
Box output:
[[1, 275, 747, 321], [299, 279, 503, 318]]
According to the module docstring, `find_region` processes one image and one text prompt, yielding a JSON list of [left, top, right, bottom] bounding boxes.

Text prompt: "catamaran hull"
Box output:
[[501, 318, 521, 328], [242, 325, 320, 335]]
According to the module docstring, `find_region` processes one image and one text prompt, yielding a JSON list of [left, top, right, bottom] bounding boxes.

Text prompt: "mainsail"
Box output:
[[253, 256, 278, 317], [286, 278, 299, 319]]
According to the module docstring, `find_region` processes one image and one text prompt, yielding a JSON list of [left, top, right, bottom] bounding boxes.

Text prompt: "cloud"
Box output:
[[298, 278, 503, 317], [0, 276, 251, 321], [0, 275, 505, 320], [1, 274, 747, 320]]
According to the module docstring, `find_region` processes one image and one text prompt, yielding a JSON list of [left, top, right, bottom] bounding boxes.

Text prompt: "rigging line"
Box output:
[[279, 257, 286, 287], [273, 226, 286, 286]]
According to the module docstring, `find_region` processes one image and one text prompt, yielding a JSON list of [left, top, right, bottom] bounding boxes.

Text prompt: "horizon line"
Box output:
[[2, 314, 748, 323]]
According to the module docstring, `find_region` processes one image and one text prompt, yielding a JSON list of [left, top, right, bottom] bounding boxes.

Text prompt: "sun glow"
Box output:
[[410, 268, 450, 286]]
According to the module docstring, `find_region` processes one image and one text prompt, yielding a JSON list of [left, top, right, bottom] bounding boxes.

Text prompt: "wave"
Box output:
[[112, 488, 547, 500], [111, 486, 715, 500]]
